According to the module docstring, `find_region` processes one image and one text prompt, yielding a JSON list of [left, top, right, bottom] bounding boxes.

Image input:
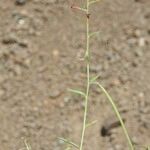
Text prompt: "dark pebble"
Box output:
[[18, 41, 28, 48], [15, 0, 27, 5], [100, 116, 125, 137], [2, 35, 17, 45], [134, 0, 147, 3]]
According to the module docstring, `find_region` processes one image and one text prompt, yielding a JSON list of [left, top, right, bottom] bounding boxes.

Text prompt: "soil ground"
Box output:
[[0, 0, 150, 150]]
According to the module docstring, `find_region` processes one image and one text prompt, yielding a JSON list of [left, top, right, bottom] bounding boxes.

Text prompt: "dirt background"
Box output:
[[0, 0, 150, 150]]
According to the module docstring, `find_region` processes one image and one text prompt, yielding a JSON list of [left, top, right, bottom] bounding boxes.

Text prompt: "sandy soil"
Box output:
[[0, 0, 150, 150]]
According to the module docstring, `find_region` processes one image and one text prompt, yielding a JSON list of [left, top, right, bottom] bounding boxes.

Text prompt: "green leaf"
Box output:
[[89, 31, 100, 37], [58, 137, 79, 149], [93, 82, 134, 150], [68, 88, 86, 97], [86, 120, 98, 128], [90, 74, 100, 83], [89, 0, 101, 5]]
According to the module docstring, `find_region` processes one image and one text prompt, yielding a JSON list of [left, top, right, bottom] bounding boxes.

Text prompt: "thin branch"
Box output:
[[90, 74, 101, 83], [92, 82, 134, 150], [68, 88, 86, 98], [58, 137, 79, 149], [89, 31, 100, 38], [79, 0, 90, 149], [86, 120, 98, 128]]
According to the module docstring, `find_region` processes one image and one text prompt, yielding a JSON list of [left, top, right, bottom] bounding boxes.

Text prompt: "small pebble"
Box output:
[[2, 134, 9, 143], [63, 97, 70, 103], [138, 92, 145, 99], [52, 49, 59, 57], [132, 60, 139, 67], [133, 29, 141, 38], [127, 38, 136, 45], [18, 19, 25, 25], [15, 0, 27, 5], [2, 34, 18, 45], [134, 49, 143, 57], [110, 78, 121, 86], [0, 89, 4, 97], [115, 144, 123, 150], [145, 12, 150, 19], [0, 75, 6, 83], [49, 89, 61, 99], [138, 37, 146, 47], [18, 40, 28, 48]]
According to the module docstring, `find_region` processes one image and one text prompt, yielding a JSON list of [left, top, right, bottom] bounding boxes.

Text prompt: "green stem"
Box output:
[[73, 0, 134, 150], [94, 82, 134, 150], [79, 64, 90, 150], [79, 0, 90, 150]]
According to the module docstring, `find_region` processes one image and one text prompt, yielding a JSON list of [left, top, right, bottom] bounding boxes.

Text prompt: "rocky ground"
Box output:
[[0, 0, 150, 150]]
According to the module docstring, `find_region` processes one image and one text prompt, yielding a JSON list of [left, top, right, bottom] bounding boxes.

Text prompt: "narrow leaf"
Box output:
[[86, 120, 98, 128], [89, 31, 100, 37], [68, 88, 86, 97], [58, 137, 79, 149], [89, 0, 101, 5], [90, 74, 101, 83], [93, 82, 134, 150]]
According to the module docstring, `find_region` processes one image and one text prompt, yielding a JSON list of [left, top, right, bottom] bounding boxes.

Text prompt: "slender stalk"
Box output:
[[70, 1, 134, 150], [79, 0, 90, 150], [79, 64, 90, 150], [93, 82, 134, 150]]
